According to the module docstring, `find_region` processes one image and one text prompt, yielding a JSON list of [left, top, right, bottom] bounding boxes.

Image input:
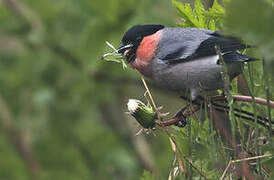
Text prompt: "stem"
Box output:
[[232, 95, 274, 108], [141, 76, 161, 119], [247, 62, 261, 174], [220, 154, 273, 179], [262, 58, 272, 135], [187, 104, 192, 180], [164, 129, 209, 180], [215, 45, 236, 148]]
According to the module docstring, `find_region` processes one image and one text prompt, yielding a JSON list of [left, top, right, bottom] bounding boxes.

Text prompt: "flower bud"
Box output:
[[127, 99, 156, 128]]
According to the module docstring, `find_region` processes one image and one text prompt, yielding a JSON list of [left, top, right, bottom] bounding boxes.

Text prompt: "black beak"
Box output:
[[117, 43, 133, 54], [117, 43, 125, 54]]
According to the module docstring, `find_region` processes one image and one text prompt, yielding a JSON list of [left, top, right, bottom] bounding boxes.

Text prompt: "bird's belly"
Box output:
[[150, 55, 224, 92]]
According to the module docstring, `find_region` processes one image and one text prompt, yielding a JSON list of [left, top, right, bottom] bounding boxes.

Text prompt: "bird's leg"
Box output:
[[156, 96, 203, 127], [172, 96, 204, 127], [156, 104, 189, 127], [174, 103, 202, 127], [156, 103, 202, 127]]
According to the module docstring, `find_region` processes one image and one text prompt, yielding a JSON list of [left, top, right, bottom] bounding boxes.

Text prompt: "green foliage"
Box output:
[[0, 0, 273, 179], [140, 170, 156, 180], [172, 0, 225, 30], [0, 0, 175, 179], [169, 0, 274, 179], [225, 0, 274, 76], [173, 118, 221, 179]]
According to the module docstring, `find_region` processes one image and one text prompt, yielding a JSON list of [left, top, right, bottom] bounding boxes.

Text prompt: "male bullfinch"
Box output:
[[118, 24, 255, 100]]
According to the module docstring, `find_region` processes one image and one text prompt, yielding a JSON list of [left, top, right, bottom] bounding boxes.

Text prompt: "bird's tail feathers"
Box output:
[[218, 52, 258, 64]]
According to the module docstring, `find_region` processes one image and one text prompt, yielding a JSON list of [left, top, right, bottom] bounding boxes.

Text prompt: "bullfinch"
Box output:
[[118, 24, 255, 101]]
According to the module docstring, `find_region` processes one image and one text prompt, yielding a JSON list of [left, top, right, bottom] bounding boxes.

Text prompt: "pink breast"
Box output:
[[136, 30, 161, 62]]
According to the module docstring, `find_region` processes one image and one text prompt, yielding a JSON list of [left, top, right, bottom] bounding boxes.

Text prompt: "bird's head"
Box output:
[[118, 24, 164, 65]]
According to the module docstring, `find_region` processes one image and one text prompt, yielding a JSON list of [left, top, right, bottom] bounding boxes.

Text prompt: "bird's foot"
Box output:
[[173, 104, 189, 128], [174, 115, 187, 127]]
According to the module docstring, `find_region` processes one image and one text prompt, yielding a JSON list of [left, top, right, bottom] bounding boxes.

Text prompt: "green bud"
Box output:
[[127, 99, 157, 129]]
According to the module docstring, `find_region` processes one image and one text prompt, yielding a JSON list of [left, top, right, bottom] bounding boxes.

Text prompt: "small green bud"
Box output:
[[127, 99, 157, 129]]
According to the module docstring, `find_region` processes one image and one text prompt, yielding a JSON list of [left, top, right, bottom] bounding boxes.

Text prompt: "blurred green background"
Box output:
[[0, 0, 191, 179], [0, 0, 273, 179]]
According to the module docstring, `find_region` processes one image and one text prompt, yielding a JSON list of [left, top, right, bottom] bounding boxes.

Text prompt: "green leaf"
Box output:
[[194, 0, 206, 26], [172, 0, 225, 30], [172, 0, 202, 28]]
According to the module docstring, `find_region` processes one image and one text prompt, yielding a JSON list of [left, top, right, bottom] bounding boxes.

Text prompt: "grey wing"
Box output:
[[156, 28, 250, 64]]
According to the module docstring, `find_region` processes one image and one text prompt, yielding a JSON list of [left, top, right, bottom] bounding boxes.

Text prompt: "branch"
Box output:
[[211, 94, 274, 108], [220, 154, 273, 180], [157, 99, 273, 131], [232, 95, 274, 108]]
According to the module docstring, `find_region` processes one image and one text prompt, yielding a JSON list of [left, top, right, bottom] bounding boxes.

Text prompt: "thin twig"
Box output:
[[168, 158, 179, 180], [220, 154, 273, 179], [169, 137, 185, 173], [262, 58, 272, 135], [212, 94, 274, 108], [141, 76, 161, 119], [220, 160, 232, 180], [140, 77, 208, 179], [164, 129, 209, 180], [232, 95, 274, 108]]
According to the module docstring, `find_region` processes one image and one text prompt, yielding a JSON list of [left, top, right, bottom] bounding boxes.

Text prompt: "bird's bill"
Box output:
[[117, 43, 133, 54]]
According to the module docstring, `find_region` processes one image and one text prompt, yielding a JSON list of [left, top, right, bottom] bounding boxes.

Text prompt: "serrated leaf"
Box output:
[[172, 0, 225, 30], [211, 0, 225, 15], [194, 0, 206, 26], [172, 0, 202, 28]]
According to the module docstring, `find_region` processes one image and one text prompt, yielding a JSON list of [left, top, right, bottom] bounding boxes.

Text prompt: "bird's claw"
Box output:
[[174, 115, 187, 127], [173, 105, 189, 128]]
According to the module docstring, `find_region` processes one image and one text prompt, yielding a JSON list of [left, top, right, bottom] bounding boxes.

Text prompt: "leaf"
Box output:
[[194, 0, 206, 26], [172, 0, 225, 30], [106, 41, 118, 52], [172, 0, 202, 28]]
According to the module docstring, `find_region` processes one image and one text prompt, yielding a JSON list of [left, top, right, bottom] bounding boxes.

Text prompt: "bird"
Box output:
[[118, 24, 256, 101]]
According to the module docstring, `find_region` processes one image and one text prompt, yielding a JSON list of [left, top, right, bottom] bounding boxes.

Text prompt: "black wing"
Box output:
[[156, 28, 251, 64], [195, 32, 251, 58]]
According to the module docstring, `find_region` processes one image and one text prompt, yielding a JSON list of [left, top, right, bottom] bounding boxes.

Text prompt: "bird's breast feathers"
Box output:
[[131, 30, 162, 69]]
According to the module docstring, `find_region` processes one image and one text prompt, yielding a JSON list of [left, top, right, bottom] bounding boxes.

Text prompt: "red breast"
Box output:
[[130, 30, 162, 70]]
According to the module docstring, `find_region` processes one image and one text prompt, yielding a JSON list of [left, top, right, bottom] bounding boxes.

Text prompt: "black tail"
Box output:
[[219, 52, 258, 64]]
